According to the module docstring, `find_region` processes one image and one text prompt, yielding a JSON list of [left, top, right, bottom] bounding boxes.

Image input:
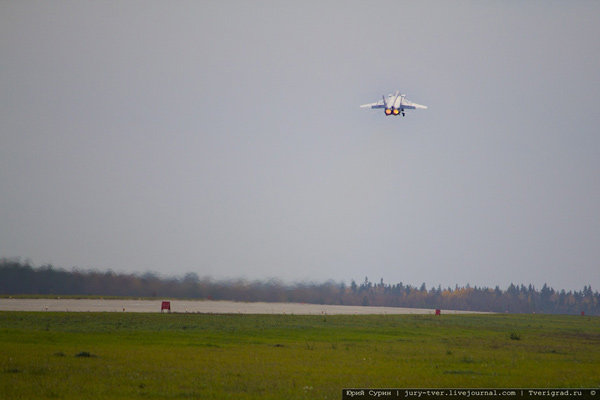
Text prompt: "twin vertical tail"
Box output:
[[385, 91, 403, 116]]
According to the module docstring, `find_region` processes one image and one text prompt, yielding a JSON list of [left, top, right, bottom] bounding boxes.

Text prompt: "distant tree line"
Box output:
[[1, 259, 598, 315]]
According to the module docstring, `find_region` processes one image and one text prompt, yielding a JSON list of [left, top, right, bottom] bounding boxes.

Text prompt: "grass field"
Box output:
[[1, 311, 598, 399]]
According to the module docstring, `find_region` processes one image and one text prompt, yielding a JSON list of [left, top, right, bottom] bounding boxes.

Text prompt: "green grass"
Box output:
[[0, 312, 599, 399]]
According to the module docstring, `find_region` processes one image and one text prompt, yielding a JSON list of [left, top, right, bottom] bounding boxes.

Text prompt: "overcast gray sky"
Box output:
[[2, 1, 599, 292]]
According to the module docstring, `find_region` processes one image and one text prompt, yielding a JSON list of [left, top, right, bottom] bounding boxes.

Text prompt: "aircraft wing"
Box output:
[[359, 100, 385, 109], [402, 101, 428, 110]]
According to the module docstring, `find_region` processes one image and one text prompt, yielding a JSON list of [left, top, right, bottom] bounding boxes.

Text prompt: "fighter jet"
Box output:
[[360, 91, 427, 116]]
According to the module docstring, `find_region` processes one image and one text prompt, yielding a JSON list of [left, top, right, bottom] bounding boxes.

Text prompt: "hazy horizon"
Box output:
[[2, 257, 595, 294], [2, 2, 599, 293]]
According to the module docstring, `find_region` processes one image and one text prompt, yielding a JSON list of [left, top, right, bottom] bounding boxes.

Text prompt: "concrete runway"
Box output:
[[0, 298, 486, 315]]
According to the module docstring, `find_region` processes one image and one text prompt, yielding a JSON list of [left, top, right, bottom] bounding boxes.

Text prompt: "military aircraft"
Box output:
[[360, 91, 427, 116]]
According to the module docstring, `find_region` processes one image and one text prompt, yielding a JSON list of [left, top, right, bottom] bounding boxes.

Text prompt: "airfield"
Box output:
[[0, 298, 487, 314], [2, 300, 598, 397]]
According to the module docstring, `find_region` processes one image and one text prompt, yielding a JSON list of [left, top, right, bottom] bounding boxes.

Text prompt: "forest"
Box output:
[[1, 258, 598, 315]]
